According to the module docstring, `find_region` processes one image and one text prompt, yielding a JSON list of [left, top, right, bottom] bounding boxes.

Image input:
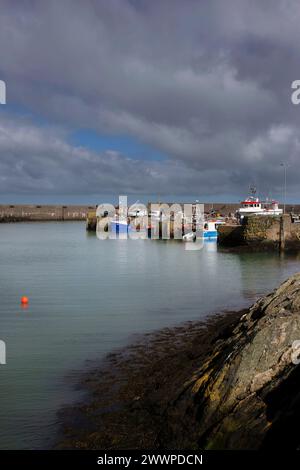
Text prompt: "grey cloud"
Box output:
[[0, 0, 300, 199]]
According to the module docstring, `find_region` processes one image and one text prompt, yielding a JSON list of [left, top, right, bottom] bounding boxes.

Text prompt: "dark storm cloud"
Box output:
[[0, 0, 300, 199]]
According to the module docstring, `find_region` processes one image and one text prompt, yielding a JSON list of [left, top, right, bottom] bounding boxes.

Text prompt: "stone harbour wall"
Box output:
[[0, 205, 96, 222], [218, 214, 300, 251]]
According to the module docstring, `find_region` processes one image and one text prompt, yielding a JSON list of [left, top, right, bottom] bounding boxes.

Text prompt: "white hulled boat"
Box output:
[[237, 197, 283, 221]]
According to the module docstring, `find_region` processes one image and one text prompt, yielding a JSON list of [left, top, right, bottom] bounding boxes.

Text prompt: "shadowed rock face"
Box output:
[[58, 273, 300, 450], [166, 273, 300, 449]]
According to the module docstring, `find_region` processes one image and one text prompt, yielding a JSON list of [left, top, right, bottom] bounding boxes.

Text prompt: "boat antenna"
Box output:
[[249, 184, 257, 196]]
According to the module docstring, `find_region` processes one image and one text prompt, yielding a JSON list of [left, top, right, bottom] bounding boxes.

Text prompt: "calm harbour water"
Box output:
[[0, 221, 300, 449]]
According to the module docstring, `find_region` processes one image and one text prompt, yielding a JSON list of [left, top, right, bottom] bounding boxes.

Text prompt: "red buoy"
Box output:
[[21, 296, 29, 305]]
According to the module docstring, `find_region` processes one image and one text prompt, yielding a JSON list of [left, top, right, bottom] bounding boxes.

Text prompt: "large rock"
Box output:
[[167, 273, 300, 449], [58, 273, 300, 450]]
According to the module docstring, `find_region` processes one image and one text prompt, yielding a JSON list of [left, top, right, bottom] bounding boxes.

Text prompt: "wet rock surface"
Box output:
[[57, 274, 300, 449]]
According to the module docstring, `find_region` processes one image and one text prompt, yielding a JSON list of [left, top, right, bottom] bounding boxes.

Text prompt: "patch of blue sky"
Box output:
[[0, 102, 51, 126], [0, 104, 168, 163], [70, 129, 168, 162]]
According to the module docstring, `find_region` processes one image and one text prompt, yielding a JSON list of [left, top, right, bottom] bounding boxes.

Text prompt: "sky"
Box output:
[[0, 0, 300, 204]]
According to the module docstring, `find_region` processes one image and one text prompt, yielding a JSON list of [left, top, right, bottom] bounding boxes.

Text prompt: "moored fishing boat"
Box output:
[[183, 220, 219, 242], [237, 197, 283, 221], [203, 220, 218, 239], [110, 219, 131, 234]]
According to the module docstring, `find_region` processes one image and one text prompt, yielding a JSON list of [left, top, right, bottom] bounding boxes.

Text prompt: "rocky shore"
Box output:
[[57, 273, 300, 450]]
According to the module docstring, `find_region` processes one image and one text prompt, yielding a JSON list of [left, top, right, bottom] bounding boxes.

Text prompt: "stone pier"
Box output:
[[218, 214, 300, 251]]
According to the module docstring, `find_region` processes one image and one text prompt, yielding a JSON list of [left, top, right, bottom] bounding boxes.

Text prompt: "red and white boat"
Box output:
[[237, 197, 283, 220]]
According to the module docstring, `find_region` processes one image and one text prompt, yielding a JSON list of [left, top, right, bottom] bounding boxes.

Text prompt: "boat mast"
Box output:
[[249, 184, 257, 198]]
